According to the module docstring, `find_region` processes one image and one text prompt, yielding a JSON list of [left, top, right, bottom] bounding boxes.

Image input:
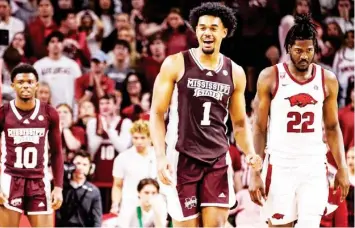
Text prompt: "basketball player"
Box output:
[[0, 64, 64, 227], [249, 14, 350, 228], [150, 2, 261, 227]]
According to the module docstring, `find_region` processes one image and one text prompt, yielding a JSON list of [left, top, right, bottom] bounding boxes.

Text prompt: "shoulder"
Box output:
[[45, 104, 59, 120], [258, 65, 278, 87], [322, 68, 338, 97], [33, 58, 47, 66], [162, 52, 184, 69], [230, 61, 246, 90], [86, 117, 97, 127], [85, 182, 101, 195]]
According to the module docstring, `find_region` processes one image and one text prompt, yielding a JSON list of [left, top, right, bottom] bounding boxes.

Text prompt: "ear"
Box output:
[[287, 44, 291, 53], [11, 82, 15, 89], [223, 28, 228, 38]]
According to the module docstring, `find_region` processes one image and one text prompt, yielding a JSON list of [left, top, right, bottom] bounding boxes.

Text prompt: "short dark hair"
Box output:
[[114, 39, 131, 53], [58, 9, 76, 24], [99, 93, 117, 103], [189, 2, 237, 37], [137, 178, 160, 192], [0, 0, 10, 5], [45, 30, 64, 46], [11, 63, 39, 82], [285, 14, 319, 53], [73, 150, 92, 162]]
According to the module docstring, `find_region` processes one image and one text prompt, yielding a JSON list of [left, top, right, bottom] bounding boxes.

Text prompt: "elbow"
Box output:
[[324, 122, 340, 133], [232, 118, 249, 132]]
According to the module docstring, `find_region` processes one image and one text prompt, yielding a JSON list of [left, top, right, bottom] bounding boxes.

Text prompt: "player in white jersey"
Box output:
[[249, 14, 350, 228]]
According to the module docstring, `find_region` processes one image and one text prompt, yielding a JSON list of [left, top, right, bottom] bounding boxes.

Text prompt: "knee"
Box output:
[[203, 214, 227, 227]]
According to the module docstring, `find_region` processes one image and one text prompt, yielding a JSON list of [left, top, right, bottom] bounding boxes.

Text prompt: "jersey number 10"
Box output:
[[14, 147, 38, 169]]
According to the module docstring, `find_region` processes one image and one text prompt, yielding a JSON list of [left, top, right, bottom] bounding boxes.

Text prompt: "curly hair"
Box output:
[[189, 2, 237, 37], [285, 14, 319, 53]]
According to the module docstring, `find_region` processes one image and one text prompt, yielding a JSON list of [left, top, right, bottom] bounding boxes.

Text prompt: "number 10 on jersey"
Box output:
[[14, 147, 38, 169]]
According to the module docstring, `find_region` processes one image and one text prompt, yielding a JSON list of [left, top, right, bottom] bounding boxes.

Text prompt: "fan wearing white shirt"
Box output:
[[33, 31, 82, 108], [111, 120, 157, 227], [0, 0, 25, 57]]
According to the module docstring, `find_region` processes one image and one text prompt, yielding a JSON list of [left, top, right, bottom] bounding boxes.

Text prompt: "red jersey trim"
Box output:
[[283, 62, 317, 85], [321, 68, 327, 100], [271, 65, 279, 99]]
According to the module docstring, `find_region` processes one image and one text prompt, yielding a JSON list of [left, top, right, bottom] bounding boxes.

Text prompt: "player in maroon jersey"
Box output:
[[0, 64, 64, 227], [250, 14, 350, 227], [150, 2, 261, 227]]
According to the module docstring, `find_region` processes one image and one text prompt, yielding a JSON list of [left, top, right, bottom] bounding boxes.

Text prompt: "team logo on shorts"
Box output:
[[184, 196, 197, 209], [38, 115, 44, 121], [10, 198, 22, 206]]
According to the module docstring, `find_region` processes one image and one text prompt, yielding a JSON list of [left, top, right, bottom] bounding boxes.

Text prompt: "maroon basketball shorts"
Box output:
[[159, 151, 236, 221], [0, 172, 52, 215]]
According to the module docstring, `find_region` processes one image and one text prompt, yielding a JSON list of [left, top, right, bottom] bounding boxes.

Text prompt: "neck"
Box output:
[[350, 168, 355, 176], [195, 47, 220, 66], [142, 204, 151, 212], [59, 26, 69, 35], [130, 96, 140, 104], [288, 62, 313, 78], [137, 147, 148, 156], [152, 54, 165, 62], [40, 16, 52, 27], [15, 98, 36, 111], [72, 176, 86, 186], [115, 59, 127, 69], [49, 53, 61, 60], [1, 15, 9, 23]]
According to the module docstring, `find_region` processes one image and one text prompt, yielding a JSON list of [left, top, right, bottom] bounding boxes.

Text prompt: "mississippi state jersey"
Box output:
[[267, 63, 327, 162], [0, 99, 51, 178], [92, 117, 124, 183], [166, 49, 234, 164]]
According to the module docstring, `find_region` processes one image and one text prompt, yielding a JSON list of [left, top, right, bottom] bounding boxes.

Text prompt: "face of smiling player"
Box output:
[[195, 15, 227, 55]]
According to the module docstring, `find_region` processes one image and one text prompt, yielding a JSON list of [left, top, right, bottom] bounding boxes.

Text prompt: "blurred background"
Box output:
[[0, 0, 353, 227]]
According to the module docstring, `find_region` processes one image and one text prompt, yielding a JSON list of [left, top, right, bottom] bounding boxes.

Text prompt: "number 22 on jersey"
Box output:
[[287, 111, 315, 133]]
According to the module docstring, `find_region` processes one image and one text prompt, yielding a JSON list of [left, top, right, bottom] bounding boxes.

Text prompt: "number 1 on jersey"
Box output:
[[201, 102, 212, 126]]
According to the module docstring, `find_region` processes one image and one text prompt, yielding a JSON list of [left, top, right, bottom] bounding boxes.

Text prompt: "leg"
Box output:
[[28, 214, 53, 227], [200, 153, 235, 227], [158, 152, 203, 227], [295, 164, 328, 228], [260, 155, 298, 226], [25, 178, 53, 227], [0, 206, 22, 227]]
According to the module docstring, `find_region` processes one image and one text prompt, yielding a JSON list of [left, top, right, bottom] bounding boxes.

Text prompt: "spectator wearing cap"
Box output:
[[138, 33, 166, 91], [75, 50, 115, 111], [27, 0, 58, 59], [0, 0, 25, 57], [105, 39, 134, 90], [34, 30, 82, 108]]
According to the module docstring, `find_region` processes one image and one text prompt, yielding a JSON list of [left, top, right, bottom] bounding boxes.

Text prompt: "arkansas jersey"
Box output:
[[0, 99, 52, 178], [92, 117, 124, 183], [166, 49, 234, 164], [266, 63, 327, 164]]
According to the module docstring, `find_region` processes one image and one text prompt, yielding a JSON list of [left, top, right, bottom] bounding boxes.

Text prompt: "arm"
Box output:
[[86, 118, 103, 157], [106, 119, 132, 153], [92, 188, 103, 227], [93, 75, 105, 99], [229, 63, 256, 157], [252, 67, 275, 163], [62, 127, 83, 151], [48, 106, 64, 188], [111, 155, 125, 210], [149, 54, 181, 159], [323, 70, 347, 169]]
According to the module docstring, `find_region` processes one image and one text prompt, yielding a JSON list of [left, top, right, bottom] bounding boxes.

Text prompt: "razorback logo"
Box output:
[[272, 213, 285, 220], [285, 93, 317, 107]]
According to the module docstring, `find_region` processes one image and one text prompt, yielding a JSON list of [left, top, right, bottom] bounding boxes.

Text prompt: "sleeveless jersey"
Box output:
[[166, 49, 234, 164], [266, 63, 327, 164], [92, 117, 124, 183], [1, 99, 50, 178]]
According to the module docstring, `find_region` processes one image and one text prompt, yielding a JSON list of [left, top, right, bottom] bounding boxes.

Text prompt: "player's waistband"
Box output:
[[266, 152, 327, 167]]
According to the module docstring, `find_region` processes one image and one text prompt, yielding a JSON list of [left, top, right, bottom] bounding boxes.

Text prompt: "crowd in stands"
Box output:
[[0, 0, 353, 227]]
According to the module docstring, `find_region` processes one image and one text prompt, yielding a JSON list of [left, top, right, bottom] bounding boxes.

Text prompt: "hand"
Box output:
[[334, 167, 350, 202], [110, 203, 119, 215], [245, 154, 263, 171], [0, 191, 8, 205], [157, 156, 173, 185], [248, 171, 266, 206], [51, 187, 63, 210]]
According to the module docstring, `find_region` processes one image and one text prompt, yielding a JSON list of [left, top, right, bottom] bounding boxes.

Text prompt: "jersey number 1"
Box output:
[[201, 102, 212, 126], [14, 147, 38, 169]]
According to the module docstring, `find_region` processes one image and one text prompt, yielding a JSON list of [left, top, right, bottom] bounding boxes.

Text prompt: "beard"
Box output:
[[290, 54, 313, 72], [202, 47, 214, 55], [20, 97, 31, 102]]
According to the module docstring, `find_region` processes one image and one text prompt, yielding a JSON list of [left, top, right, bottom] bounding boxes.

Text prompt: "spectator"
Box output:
[[57, 103, 86, 162], [105, 39, 133, 89], [75, 50, 115, 110], [101, 12, 130, 52], [325, 0, 354, 33], [121, 71, 147, 110], [34, 31, 82, 108], [122, 91, 151, 121], [12, 0, 38, 22], [0, 0, 25, 57], [111, 120, 157, 227], [27, 0, 57, 59], [126, 178, 168, 227], [1, 46, 22, 100], [333, 30, 354, 107], [339, 83, 354, 152], [139, 33, 166, 91], [325, 21, 344, 40], [346, 147, 355, 227], [117, 25, 141, 66], [10, 32, 35, 64], [93, 0, 116, 38], [87, 94, 132, 184], [58, 9, 91, 67], [76, 100, 96, 130], [56, 151, 102, 227], [36, 81, 52, 104]]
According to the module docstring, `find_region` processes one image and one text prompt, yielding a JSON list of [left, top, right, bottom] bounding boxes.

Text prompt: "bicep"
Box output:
[[48, 106, 61, 147], [323, 78, 339, 129], [229, 66, 247, 123], [113, 177, 123, 187]]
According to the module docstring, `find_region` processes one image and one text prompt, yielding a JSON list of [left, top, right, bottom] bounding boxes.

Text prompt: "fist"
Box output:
[[245, 154, 263, 171]]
